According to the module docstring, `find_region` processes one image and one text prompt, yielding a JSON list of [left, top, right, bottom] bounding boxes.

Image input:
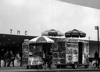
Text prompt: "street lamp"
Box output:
[[95, 26, 99, 68]]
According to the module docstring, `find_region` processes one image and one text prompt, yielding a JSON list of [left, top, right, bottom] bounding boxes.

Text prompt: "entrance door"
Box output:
[[78, 42, 83, 64]]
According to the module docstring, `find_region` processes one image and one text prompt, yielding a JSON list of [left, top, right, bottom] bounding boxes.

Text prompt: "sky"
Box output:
[[0, 0, 100, 40]]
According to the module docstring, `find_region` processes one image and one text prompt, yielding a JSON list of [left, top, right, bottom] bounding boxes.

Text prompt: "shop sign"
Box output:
[[66, 39, 79, 42]]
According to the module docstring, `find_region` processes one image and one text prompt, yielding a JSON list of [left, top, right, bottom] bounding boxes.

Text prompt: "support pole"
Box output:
[[97, 27, 99, 68], [95, 26, 99, 68]]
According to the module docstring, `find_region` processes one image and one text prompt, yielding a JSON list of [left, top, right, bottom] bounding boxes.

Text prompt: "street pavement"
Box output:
[[0, 66, 100, 72]]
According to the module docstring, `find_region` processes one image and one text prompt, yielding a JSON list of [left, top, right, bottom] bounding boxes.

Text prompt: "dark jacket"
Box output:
[[3, 52, 9, 60], [94, 51, 98, 58]]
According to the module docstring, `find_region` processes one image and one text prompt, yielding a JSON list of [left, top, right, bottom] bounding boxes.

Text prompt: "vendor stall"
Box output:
[[22, 36, 54, 69], [52, 38, 89, 68]]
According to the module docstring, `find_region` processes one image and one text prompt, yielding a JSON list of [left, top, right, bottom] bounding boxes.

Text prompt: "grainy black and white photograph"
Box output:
[[0, 0, 100, 72]]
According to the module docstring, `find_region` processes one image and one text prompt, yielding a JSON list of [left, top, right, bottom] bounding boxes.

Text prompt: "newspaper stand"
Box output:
[[22, 39, 29, 66], [52, 38, 89, 68]]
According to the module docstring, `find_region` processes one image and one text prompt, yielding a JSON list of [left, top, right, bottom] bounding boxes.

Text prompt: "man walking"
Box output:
[[7, 51, 14, 67]]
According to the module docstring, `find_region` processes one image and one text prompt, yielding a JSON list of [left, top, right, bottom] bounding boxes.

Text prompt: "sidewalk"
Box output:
[[1, 66, 100, 72], [0, 66, 27, 72], [0, 66, 25, 69]]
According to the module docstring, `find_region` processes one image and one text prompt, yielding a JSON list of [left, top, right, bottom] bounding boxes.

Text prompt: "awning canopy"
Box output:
[[29, 36, 54, 43], [42, 29, 64, 36], [65, 29, 86, 38]]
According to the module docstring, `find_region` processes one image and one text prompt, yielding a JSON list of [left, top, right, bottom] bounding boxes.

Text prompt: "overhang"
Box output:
[[0, 33, 36, 48]]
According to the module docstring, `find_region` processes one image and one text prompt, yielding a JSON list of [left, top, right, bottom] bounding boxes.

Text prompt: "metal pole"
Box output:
[[97, 27, 99, 68], [0, 48, 1, 68], [0, 49, 2, 68], [95, 26, 99, 68]]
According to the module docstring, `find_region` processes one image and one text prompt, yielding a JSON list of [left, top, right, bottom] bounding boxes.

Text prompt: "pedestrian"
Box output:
[[94, 51, 98, 61], [47, 52, 52, 69], [15, 52, 21, 66], [3, 51, 9, 67], [1, 49, 5, 60], [1, 49, 5, 67], [7, 51, 14, 67], [92, 51, 99, 68], [10, 51, 15, 67], [43, 52, 47, 69]]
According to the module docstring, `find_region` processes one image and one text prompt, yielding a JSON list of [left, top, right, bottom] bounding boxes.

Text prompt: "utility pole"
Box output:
[[95, 26, 99, 68]]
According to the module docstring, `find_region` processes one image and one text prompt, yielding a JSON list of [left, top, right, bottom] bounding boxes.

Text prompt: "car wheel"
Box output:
[[92, 63, 97, 68], [27, 66, 31, 69], [73, 63, 78, 69]]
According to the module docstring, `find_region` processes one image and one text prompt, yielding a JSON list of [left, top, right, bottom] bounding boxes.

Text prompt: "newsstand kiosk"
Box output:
[[22, 39, 44, 69], [52, 38, 89, 69], [22, 38, 54, 69]]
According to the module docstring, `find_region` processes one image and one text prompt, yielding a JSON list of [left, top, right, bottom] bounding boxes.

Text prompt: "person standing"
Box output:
[[1, 49, 5, 60], [1, 49, 5, 67], [7, 51, 14, 67], [15, 52, 21, 66], [94, 51, 98, 61], [3, 51, 9, 67], [47, 52, 52, 69], [93, 51, 99, 68], [10, 51, 15, 67]]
